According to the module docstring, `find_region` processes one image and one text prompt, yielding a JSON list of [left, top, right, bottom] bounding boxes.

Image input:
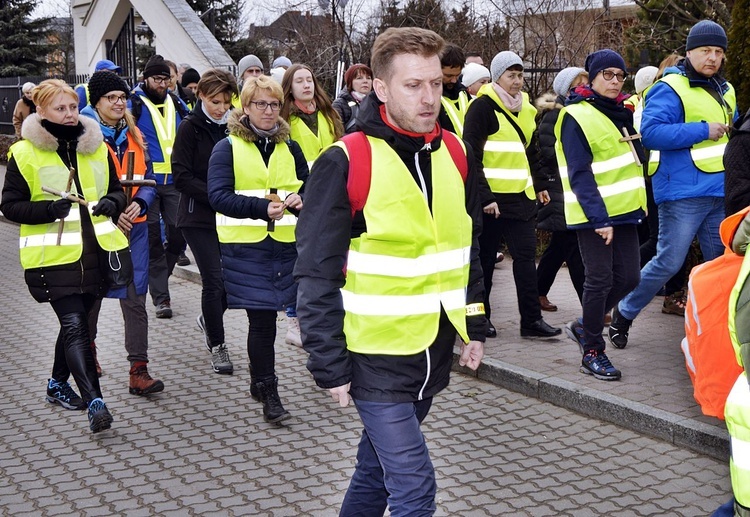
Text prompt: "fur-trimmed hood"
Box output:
[[227, 109, 291, 144], [20, 113, 104, 155], [535, 92, 561, 113]]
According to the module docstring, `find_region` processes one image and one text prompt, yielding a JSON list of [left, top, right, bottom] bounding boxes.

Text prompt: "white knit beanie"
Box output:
[[490, 51, 523, 82], [461, 63, 491, 88], [634, 66, 659, 95]]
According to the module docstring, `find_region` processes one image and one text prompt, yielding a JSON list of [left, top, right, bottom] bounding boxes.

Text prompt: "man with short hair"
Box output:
[[610, 20, 738, 348], [295, 27, 486, 516], [438, 43, 470, 136], [129, 55, 189, 319]]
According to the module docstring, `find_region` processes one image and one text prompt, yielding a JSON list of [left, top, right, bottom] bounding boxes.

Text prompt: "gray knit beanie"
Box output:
[[490, 51, 523, 82], [238, 54, 263, 77], [553, 67, 585, 97]]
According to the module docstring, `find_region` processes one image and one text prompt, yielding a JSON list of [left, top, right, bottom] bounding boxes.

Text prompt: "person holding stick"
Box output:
[[0, 79, 127, 433]]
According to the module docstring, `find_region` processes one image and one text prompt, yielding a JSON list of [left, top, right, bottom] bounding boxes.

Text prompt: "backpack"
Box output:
[[339, 131, 468, 216]]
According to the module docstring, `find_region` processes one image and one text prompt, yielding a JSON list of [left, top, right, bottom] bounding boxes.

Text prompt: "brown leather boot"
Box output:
[[129, 362, 165, 396], [90, 341, 103, 377], [539, 296, 558, 312]]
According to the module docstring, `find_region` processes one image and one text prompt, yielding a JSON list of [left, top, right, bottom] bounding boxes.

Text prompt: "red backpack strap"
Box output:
[[341, 131, 372, 217], [441, 130, 468, 182]]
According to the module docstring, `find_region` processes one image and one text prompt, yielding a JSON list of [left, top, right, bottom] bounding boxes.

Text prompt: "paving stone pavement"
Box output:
[[0, 216, 734, 515]]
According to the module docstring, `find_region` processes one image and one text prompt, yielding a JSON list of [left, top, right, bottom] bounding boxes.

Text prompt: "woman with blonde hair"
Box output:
[[208, 75, 308, 423], [1, 79, 128, 433]]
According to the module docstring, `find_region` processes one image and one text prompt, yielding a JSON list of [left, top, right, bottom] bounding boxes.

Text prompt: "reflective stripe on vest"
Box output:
[[140, 94, 177, 174], [725, 372, 750, 509], [11, 140, 128, 269], [289, 112, 335, 169], [440, 91, 469, 137], [336, 137, 471, 355], [555, 101, 647, 226], [656, 73, 736, 173], [476, 83, 536, 198], [215, 136, 302, 244], [109, 130, 148, 223]]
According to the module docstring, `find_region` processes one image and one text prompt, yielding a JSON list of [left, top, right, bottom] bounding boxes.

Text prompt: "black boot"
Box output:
[[253, 377, 291, 423]]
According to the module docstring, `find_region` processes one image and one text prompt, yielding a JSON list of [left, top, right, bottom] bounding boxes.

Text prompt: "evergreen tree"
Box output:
[[0, 0, 53, 76], [728, 0, 750, 112]]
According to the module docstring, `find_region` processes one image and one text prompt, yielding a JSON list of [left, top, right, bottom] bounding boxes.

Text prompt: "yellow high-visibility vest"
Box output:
[[441, 90, 470, 137], [289, 112, 335, 170]]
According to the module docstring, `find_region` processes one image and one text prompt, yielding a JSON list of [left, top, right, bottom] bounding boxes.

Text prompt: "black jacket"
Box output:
[[294, 91, 487, 403], [463, 92, 546, 221], [725, 107, 750, 216], [534, 93, 565, 232], [332, 89, 360, 134], [173, 101, 229, 229], [438, 82, 468, 134], [1, 115, 126, 302]]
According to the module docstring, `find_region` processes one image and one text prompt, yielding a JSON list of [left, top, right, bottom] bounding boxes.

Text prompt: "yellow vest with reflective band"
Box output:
[[140, 94, 177, 174], [10, 140, 129, 270], [335, 136, 471, 355], [554, 101, 647, 226], [215, 136, 302, 244], [289, 112, 335, 169], [440, 90, 470, 137], [476, 83, 536, 198], [657, 73, 736, 173]]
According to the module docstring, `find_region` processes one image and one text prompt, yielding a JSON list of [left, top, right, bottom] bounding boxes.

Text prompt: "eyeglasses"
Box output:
[[600, 70, 627, 82], [249, 100, 282, 111], [150, 76, 170, 85], [106, 94, 128, 104]]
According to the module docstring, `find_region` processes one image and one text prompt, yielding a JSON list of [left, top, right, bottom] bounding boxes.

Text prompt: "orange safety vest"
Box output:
[[682, 206, 750, 419], [107, 129, 148, 223]]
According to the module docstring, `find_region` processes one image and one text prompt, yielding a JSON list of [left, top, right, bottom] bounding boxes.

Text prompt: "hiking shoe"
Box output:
[[156, 300, 172, 319], [285, 317, 302, 347], [197, 314, 210, 351], [177, 252, 190, 267], [581, 350, 621, 381], [564, 318, 586, 355], [210, 344, 234, 375], [129, 363, 165, 396], [608, 307, 632, 349], [46, 379, 86, 410], [87, 398, 113, 433], [254, 377, 291, 424]]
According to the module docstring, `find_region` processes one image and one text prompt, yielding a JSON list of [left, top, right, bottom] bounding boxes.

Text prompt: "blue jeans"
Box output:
[[618, 196, 724, 320], [340, 398, 435, 517]]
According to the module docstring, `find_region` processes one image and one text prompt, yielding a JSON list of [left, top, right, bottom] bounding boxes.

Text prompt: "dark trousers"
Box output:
[[479, 215, 541, 327], [576, 225, 641, 352], [88, 288, 149, 365], [147, 183, 185, 306], [184, 227, 227, 347], [50, 294, 102, 403], [537, 230, 585, 303], [246, 309, 277, 381]]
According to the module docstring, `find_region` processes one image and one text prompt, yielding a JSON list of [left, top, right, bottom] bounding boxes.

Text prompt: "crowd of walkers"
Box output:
[[3, 16, 749, 516]]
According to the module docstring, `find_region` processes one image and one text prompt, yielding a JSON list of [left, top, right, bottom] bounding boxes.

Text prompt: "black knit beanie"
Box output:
[[142, 55, 171, 79], [88, 70, 130, 107], [181, 68, 201, 87]]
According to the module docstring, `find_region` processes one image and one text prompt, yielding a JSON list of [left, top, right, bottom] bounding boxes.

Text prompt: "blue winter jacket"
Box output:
[[641, 64, 738, 205], [80, 105, 157, 296]]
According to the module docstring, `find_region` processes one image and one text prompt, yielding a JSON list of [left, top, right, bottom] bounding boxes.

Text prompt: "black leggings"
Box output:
[[246, 309, 278, 382], [50, 294, 102, 403]]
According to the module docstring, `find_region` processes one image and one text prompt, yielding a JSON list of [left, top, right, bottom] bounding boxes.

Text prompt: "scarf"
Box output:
[[201, 100, 230, 125], [351, 91, 366, 103], [241, 115, 280, 139], [22, 97, 36, 113], [378, 105, 440, 144], [294, 99, 317, 115], [493, 83, 522, 112], [41, 119, 85, 142]]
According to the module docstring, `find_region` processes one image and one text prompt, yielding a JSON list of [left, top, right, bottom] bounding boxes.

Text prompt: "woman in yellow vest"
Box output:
[[279, 63, 343, 168], [0, 80, 128, 433], [556, 49, 647, 381], [207, 75, 308, 424]]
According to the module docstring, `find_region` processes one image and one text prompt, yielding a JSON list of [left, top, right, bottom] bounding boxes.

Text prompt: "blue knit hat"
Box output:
[[584, 49, 627, 82], [686, 20, 727, 51]]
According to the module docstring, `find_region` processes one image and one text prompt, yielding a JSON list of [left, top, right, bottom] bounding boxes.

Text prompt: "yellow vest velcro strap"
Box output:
[[235, 189, 297, 199], [484, 167, 532, 181], [346, 247, 470, 278], [691, 143, 727, 162], [21, 232, 82, 248], [484, 140, 526, 153], [217, 214, 297, 227], [342, 288, 466, 316], [465, 303, 485, 316]]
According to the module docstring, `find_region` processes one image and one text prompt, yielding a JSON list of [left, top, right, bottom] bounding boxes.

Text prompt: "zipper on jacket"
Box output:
[[418, 348, 432, 401], [415, 143, 430, 202]]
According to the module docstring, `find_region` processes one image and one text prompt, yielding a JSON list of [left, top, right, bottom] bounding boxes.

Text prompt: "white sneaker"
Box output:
[[285, 316, 302, 347]]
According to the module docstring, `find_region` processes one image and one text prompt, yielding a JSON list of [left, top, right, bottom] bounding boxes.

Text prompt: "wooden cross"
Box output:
[[265, 188, 281, 231], [41, 185, 89, 207], [53, 167, 76, 245], [119, 151, 156, 205], [619, 128, 642, 167]]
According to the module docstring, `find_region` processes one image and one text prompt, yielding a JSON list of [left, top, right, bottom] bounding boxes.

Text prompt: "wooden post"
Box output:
[[56, 167, 76, 245], [619, 128, 642, 167]]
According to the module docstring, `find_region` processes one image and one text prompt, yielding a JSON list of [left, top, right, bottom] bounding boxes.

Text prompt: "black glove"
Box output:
[[91, 197, 118, 217], [48, 198, 72, 219]]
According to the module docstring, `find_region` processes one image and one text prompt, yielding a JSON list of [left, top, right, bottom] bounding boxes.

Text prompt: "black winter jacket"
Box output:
[[173, 101, 229, 229], [534, 93, 566, 232], [294, 91, 487, 403], [438, 82, 468, 134], [1, 115, 126, 302], [332, 89, 360, 134], [463, 91, 546, 221], [725, 107, 750, 216]]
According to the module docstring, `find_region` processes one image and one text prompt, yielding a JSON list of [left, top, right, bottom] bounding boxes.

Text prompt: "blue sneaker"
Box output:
[[565, 318, 586, 355], [87, 398, 113, 433], [581, 351, 622, 381], [46, 379, 86, 410]]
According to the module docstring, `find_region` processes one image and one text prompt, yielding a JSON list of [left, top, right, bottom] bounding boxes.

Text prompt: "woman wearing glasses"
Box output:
[[208, 75, 308, 424], [172, 69, 238, 376], [556, 49, 646, 381]]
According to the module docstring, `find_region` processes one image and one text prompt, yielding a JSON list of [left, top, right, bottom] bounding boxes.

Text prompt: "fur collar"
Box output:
[[227, 109, 291, 144], [20, 114, 104, 155], [535, 92, 560, 112]]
